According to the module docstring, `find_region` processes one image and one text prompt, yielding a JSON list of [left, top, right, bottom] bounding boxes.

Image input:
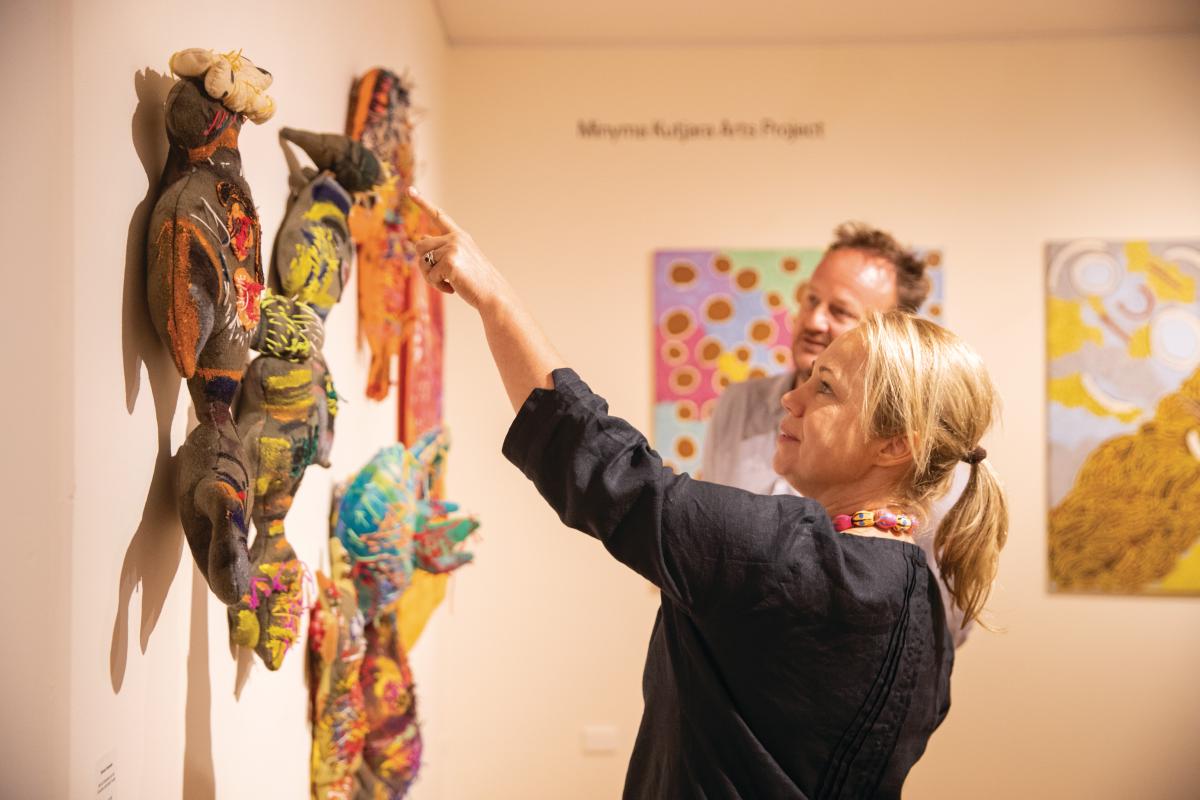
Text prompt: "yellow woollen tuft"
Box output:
[[264, 367, 315, 424], [255, 437, 292, 496], [233, 608, 260, 648], [286, 206, 346, 314]]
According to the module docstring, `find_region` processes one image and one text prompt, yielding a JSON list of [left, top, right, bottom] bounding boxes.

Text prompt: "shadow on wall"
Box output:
[[183, 565, 216, 800], [110, 68, 186, 693]]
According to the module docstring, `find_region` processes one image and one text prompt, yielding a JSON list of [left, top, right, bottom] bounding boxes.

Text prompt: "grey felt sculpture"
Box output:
[[228, 129, 382, 669], [146, 54, 275, 605]]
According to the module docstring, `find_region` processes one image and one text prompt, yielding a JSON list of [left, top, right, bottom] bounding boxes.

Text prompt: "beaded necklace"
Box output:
[[832, 509, 915, 537]]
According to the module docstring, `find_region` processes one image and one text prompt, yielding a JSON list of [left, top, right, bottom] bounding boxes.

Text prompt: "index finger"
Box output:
[[407, 187, 457, 235]]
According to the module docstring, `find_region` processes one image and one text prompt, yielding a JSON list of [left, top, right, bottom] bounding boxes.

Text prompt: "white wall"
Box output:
[[59, 1, 451, 798], [0, 2, 73, 798], [434, 35, 1200, 799]]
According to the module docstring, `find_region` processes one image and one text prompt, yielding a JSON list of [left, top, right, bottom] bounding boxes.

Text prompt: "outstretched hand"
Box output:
[[409, 187, 511, 312]]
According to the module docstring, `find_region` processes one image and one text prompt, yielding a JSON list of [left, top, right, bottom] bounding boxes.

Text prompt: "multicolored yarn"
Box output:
[[347, 68, 445, 442], [334, 429, 476, 622], [228, 520, 315, 671], [360, 607, 422, 799], [310, 540, 369, 800]]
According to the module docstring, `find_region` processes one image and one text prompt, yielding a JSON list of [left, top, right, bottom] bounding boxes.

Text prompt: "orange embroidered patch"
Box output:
[[234, 268, 264, 330]]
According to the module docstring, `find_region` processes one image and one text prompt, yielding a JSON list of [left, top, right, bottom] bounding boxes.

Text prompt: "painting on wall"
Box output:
[[1047, 239, 1200, 595], [652, 248, 945, 477]]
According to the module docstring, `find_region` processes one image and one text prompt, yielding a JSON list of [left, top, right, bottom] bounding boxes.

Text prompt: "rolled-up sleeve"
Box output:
[[502, 368, 821, 613]]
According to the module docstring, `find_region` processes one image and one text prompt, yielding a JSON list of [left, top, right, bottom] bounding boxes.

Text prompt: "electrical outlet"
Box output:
[[581, 724, 618, 754]]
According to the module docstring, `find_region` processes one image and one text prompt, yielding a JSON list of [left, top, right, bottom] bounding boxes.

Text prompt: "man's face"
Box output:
[[792, 248, 898, 376]]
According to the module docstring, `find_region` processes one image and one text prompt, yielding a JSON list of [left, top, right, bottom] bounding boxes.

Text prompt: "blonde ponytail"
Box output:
[[856, 311, 1009, 628], [934, 458, 1009, 627]]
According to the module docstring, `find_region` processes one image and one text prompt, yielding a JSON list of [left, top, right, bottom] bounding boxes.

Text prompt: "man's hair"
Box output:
[[827, 222, 931, 313]]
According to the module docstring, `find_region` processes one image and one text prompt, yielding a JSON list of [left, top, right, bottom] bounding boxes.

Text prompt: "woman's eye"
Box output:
[[818, 381, 833, 395]]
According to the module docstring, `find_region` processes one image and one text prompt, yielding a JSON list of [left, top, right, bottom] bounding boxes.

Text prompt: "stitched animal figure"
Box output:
[[146, 50, 274, 605], [229, 130, 383, 669]]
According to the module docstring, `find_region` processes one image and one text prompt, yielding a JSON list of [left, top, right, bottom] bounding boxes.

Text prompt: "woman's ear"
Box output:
[[874, 434, 914, 469]]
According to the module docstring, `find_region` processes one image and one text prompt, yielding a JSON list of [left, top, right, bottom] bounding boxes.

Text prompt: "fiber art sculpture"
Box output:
[[346, 69, 444, 443], [229, 128, 384, 670], [310, 435, 476, 798], [146, 49, 275, 604]]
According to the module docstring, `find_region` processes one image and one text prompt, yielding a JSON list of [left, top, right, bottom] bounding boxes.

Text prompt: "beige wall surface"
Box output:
[[0, 1, 73, 798], [58, 1, 450, 798], [435, 36, 1200, 799]]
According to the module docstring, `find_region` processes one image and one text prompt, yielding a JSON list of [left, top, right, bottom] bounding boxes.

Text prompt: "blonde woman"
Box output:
[[410, 189, 1007, 799]]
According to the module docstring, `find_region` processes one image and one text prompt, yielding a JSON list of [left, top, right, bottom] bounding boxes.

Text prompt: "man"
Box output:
[[701, 222, 971, 645]]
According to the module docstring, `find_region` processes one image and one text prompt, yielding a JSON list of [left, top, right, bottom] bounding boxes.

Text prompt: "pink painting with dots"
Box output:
[[653, 249, 945, 477]]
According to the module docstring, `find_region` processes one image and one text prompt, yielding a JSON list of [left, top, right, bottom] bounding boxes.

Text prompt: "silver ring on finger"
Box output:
[[423, 250, 438, 267]]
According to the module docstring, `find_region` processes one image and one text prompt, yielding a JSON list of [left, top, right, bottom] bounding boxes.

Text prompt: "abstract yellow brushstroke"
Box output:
[[1048, 297, 1103, 360], [1128, 325, 1151, 358], [1048, 373, 1142, 423], [1126, 241, 1196, 303]]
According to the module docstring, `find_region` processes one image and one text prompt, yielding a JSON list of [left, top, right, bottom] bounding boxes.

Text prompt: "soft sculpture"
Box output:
[[347, 69, 444, 442], [146, 50, 274, 604], [333, 431, 477, 622], [310, 538, 369, 800], [359, 607, 422, 799], [229, 129, 383, 669]]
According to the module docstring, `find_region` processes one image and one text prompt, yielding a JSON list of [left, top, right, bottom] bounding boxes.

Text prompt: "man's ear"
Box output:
[[874, 434, 913, 469]]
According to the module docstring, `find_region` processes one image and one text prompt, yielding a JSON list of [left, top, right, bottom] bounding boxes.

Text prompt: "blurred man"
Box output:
[[702, 223, 972, 645]]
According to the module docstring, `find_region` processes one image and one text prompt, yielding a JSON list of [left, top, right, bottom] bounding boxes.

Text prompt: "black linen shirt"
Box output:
[[503, 369, 954, 799]]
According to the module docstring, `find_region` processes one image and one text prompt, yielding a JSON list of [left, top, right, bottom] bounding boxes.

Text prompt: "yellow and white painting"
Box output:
[[1047, 239, 1200, 594]]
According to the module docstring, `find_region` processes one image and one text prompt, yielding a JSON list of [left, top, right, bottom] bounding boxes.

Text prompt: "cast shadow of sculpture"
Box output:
[[183, 564, 216, 799], [111, 68, 186, 693]]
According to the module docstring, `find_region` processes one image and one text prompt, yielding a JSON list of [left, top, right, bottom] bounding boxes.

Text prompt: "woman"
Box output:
[[410, 188, 1008, 799]]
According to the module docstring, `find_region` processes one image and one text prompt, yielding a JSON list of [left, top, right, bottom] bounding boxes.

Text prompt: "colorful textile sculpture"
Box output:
[[333, 431, 476, 621], [311, 434, 476, 798], [146, 49, 274, 604], [346, 69, 444, 442], [229, 129, 384, 669], [359, 607, 422, 799], [310, 539, 369, 800]]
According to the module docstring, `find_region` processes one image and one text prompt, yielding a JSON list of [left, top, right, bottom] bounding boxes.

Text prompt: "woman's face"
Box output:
[[773, 331, 875, 500]]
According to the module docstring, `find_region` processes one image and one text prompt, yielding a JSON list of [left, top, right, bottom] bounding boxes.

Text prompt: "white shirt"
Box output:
[[702, 373, 972, 647]]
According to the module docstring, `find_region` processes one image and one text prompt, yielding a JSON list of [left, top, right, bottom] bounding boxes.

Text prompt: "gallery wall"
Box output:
[[0, 2, 73, 799], [12, 0, 452, 797], [434, 35, 1200, 799], [5, 5, 1200, 798]]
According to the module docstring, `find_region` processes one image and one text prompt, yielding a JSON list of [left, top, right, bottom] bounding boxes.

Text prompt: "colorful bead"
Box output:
[[851, 511, 875, 527], [834, 509, 916, 537]]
